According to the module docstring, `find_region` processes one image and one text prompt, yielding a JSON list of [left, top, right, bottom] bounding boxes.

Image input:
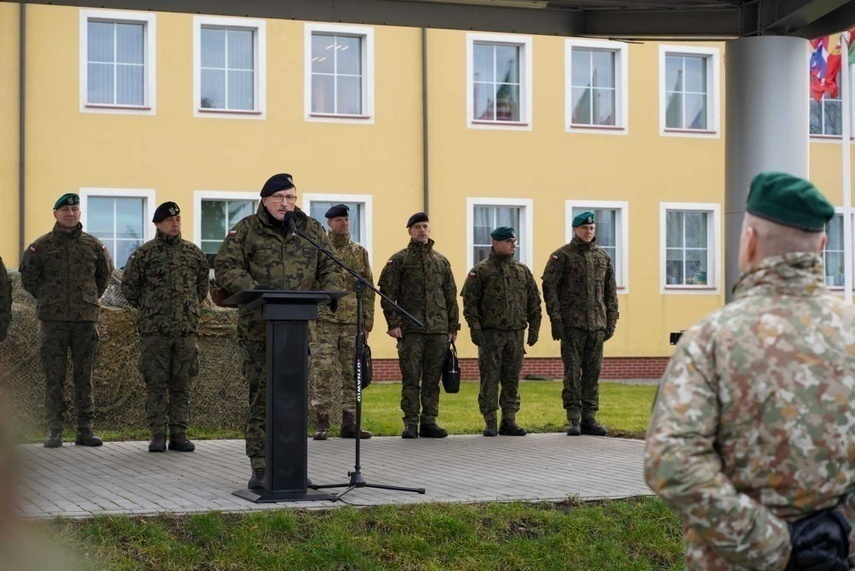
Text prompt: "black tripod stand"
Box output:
[[293, 226, 426, 501]]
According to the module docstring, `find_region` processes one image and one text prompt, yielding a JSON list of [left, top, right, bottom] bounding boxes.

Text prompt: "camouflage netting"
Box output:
[[0, 269, 291, 435]]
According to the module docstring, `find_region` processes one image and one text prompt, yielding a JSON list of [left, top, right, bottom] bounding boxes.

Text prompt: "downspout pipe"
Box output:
[[421, 27, 429, 214], [18, 0, 26, 262]]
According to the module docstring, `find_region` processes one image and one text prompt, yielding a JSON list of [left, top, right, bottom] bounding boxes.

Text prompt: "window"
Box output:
[[823, 213, 845, 288], [566, 39, 628, 133], [466, 198, 533, 269], [467, 33, 533, 129], [303, 193, 373, 255], [194, 191, 259, 265], [80, 10, 156, 114], [194, 17, 266, 118], [566, 201, 629, 290], [659, 45, 720, 136], [810, 92, 842, 137], [79, 189, 155, 266], [305, 24, 375, 122], [660, 202, 721, 293]]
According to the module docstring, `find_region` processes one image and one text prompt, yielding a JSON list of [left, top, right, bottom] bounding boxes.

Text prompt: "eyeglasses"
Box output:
[[267, 194, 298, 204]]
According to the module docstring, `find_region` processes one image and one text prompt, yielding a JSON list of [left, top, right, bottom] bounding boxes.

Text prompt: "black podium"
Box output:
[[226, 289, 346, 503]]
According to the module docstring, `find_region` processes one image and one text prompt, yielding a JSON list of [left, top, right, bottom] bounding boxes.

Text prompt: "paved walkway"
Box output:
[[17, 433, 652, 519]]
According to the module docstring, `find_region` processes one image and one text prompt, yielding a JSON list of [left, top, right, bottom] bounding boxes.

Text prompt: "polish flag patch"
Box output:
[[551, 255, 559, 261], [28, 246, 36, 253], [228, 230, 237, 237], [386, 260, 393, 265], [102, 244, 107, 251], [468, 272, 476, 277]]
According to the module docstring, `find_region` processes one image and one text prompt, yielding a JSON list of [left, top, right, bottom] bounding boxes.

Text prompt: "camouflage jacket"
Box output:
[[644, 253, 855, 571], [461, 249, 541, 333], [121, 231, 210, 337], [214, 205, 342, 342], [0, 256, 10, 336], [317, 232, 375, 331], [20, 223, 113, 322], [378, 239, 459, 335], [541, 236, 618, 333]]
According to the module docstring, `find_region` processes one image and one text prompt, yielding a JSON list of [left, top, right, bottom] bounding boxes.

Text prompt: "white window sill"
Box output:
[[662, 128, 719, 139]]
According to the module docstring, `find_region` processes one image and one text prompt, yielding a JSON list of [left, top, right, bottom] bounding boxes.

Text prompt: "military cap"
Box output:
[[406, 212, 429, 228], [324, 204, 350, 219], [746, 172, 834, 232], [490, 226, 516, 241], [260, 173, 295, 198], [152, 201, 180, 223], [53, 193, 80, 210], [572, 211, 596, 227]]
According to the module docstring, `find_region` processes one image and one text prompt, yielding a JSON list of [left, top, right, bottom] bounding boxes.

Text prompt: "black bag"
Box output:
[[356, 343, 373, 390], [441, 341, 460, 393], [786, 508, 851, 571]]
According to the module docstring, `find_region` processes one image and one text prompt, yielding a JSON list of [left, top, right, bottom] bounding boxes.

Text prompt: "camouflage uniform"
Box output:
[[309, 231, 375, 419], [0, 256, 10, 341], [461, 250, 541, 422], [214, 205, 341, 470], [20, 223, 113, 431], [541, 236, 618, 422], [644, 253, 855, 570], [121, 230, 209, 437], [378, 239, 459, 427]]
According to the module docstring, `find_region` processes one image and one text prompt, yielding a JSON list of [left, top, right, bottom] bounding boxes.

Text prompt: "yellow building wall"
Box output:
[[0, 3, 20, 266]]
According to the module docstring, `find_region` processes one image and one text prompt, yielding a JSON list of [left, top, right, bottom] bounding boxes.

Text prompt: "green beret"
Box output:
[[53, 193, 80, 210], [490, 226, 516, 241], [746, 172, 834, 232], [572, 211, 595, 228]]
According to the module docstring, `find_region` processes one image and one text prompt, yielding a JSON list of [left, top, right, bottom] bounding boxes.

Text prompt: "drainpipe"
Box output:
[[421, 27, 429, 214], [18, 0, 26, 262]]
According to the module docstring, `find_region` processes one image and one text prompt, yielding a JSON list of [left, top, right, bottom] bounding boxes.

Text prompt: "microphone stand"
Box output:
[[292, 224, 427, 500]]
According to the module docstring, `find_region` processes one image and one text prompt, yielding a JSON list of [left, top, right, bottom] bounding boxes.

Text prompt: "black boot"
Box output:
[[44, 429, 63, 448], [401, 423, 419, 439], [419, 423, 448, 438], [148, 434, 166, 452], [566, 419, 581, 436], [313, 412, 329, 441], [483, 419, 498, 437], [581, 419, 607, 436], [168, 433, 195, 452], [498, 419, 527, 436], [248, 468, 265, 490], [340, 411, 372, 439], [75, 428, 103, 447]]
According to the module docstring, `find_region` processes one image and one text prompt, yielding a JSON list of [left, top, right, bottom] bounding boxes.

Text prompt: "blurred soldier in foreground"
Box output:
[[21, 193, 113, 448], [0, 257, 10, 342], [378, 212, 459, 439], [461, 226, 541, 437], [215, 173, 340, 490], [122, 202, 209, 453], [542, 211, 618, 436], [645, 172, 854, 571], [309, 204, 374, 440]]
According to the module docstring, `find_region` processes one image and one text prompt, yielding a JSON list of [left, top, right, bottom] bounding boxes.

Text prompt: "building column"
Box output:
[[724, 36, 809, 299]]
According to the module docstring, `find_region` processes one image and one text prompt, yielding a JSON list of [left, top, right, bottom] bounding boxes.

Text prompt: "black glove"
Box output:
[[527, 328, 539, 346], [550, 319, 563, 341], [604, 326, 615, 341], [470, 329, 481, 347], [787, 509, 851, 571], [329, 297, 339, 313]]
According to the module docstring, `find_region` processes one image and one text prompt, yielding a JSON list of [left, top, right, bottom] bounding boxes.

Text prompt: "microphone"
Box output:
[[283, 211, 299, 242]]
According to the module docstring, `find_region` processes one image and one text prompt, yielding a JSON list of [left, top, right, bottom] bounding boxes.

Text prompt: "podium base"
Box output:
[[232, 488, 333, 503]]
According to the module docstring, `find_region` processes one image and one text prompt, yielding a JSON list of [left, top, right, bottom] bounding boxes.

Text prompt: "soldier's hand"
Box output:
[[387, 327, 403, 339], [604, 326, 615, 341], [550, 319, 563, 341], [470, 329, 481, 347], [527, 329, 538, 346], [448, 332, 457, 343]]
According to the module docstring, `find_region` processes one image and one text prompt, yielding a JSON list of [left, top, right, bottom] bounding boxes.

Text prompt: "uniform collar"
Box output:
[[571, 235, 596, 250], [488, 248, 513, 264], [329, 231, 351, 249], [156, 229, 182, 245], [52, 222, 82, 239], [733, 252, 827, 299], [408, 238, 434, 252]]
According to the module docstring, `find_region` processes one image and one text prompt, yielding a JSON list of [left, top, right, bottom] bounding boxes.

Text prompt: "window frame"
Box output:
[[565, 39, 629, 135], [193, 190, 260, 256], [79, 9, 156, 115], [659, 202, 721, 294], [466, 197, 533, 270], [193, 16, 267, 119], [78, 188, 156, 264], [466, 32, 534, 131], [822, 209, 847, 291], [565, 200, 630, 292], [809, 92, 843, 139], [302, 193, 374, 259], [304, 23, 375, 124], [658, 44, 720, 138]]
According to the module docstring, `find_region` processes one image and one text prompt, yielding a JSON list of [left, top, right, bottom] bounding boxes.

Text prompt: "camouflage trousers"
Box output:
[[397, 333, 447, 426], [137, 336, 199, 436], [477, 329, 525, 421], [39, 320, 99, 431], [309, 321, 358, 420], [560, 327, 604, 421], [242, 341, 268, 470]]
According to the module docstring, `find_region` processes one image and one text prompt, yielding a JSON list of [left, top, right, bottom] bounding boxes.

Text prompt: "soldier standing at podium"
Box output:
[[214, 173, 341, 491]]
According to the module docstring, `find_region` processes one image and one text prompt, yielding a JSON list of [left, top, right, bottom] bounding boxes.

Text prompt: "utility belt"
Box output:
[[786, 508, 852, 571]]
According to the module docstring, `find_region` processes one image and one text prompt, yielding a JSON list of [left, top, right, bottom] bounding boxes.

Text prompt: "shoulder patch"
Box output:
[[551, 254, 559, 261], [386, 259, 394, 265], [228, 230, 237, 237], [102, 244, 107, 251], [468, 272, 476, 278], [129, 254, 135, 260], [28, 246, 36, 253]]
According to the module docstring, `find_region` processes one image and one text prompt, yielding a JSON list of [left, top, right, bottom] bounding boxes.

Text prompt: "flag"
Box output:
[[846, 27, 855, 65], [810, 35, 842, 101]]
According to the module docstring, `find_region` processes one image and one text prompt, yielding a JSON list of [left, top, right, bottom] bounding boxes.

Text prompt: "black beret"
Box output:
[[746, 172, 834, 232], [53, 193, 80, 210], [152, 201, 180, 223], [260, 173, 295, 198], [406, 212, 429, 228], [324, 204, 350, 219]]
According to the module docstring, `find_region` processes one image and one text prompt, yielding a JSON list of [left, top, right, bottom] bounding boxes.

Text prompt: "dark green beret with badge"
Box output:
[[490, 226, 516, 241], [746, 172, 834, 232], [572, 211, 595, 228], [53, 193, 80, 210]]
